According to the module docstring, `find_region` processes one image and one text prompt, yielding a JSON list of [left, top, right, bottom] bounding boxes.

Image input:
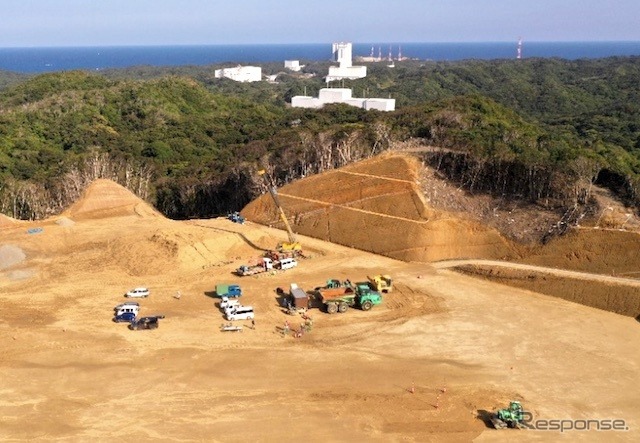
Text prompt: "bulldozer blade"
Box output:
[[490, 417, 508, 430]]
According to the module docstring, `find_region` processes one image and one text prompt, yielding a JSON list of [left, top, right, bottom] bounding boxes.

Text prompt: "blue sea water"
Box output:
[[1, 42, 639, 74]]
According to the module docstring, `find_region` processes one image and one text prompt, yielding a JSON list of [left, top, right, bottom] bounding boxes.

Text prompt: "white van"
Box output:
[[279, 258, 298, 270], [114, 302, 140, 316], [226, 306, 255, 321], [125, 287, 150, 298]]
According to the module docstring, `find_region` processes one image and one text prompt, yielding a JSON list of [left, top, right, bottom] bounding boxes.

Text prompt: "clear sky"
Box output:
[[3, 0, 640, 47]]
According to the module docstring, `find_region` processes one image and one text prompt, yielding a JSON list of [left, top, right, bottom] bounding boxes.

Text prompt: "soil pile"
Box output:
[[0, 214, 20, 227], [242, 153, 519, 262], [63, 179, 161, 220]]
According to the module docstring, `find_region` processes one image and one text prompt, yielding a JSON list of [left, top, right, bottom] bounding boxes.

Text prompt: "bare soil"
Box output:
[[1, 165, 640, 441]]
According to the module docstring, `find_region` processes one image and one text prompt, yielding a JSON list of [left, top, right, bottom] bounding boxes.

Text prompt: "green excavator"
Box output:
[[490, 401, 527, 429]]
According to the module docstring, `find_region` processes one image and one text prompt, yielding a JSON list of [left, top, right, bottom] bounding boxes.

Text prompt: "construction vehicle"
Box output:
[[257, 169, 302, 254], [227, 212, 245, 224], [490, 401, 526, 429], [235, 257, 297, 276], [286, 281, 381, 314], [315, 279, 355, 297], [320, 283, 382, 314], [367, 275, 393, 293], [304, 281, 379, 314], [235, 257, 275, 276], [215, 284, 242, 298]]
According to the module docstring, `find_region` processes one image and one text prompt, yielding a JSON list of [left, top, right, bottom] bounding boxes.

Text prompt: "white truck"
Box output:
[[219, 296, 241, 311]]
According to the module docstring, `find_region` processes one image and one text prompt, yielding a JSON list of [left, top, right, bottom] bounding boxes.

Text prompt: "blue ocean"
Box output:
[[1, 42, 639, 73]]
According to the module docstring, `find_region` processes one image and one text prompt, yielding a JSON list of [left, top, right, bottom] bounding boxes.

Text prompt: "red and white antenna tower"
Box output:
[[517, 37, 523, 59]]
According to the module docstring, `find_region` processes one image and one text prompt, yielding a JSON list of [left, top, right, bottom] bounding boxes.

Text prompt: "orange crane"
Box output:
[[257, 170, 302, 254]]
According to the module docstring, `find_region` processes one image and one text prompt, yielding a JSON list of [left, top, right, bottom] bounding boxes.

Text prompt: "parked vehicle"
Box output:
[[215, 284, 242, 298], [219, 296, 241, 310], [320, 283, 382, 314], [235, 256, 297, 276], [113, 311, 137, 323], [279, 258, 298, 270], [235, 258, 274, 276], [115, 301, 140, 309], [225, 306, 255, 321], [114, 302, 140, 316], [288, 281, 382, 314], [125, 287, 149, 298], [129, 315, 165, 330], [227, 212, 245, 224]]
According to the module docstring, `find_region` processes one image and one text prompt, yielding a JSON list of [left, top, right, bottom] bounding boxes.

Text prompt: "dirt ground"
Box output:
[[1, 172, 640, 441]]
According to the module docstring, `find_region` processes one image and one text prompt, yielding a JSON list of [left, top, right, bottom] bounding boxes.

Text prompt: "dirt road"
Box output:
[[434, 259, 640, 287]]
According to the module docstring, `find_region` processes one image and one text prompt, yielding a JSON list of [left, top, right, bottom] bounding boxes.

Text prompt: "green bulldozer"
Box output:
[[490, 401, 526, 429]]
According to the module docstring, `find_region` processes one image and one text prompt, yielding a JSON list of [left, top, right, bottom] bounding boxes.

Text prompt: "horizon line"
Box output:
[[2, 40, 640, 49]]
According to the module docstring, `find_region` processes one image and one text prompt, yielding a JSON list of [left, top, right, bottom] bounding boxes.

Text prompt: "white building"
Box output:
[[326, 42, 367, 82], [284, 60, 302, 71], [291, 88, 395, 112], [214, 66, 262, 82]]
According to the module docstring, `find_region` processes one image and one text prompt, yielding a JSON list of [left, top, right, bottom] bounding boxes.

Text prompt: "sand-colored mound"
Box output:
[[242, 153, 518, 262], [63, 179, 162, 220], [0, 213, 21, 227]]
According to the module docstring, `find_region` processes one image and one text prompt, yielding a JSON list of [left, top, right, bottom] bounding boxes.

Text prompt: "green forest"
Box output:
[[1, 56, 639, 221]]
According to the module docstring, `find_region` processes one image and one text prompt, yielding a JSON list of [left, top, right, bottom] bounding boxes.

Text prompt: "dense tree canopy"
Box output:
[[1, 56, 640, 220]]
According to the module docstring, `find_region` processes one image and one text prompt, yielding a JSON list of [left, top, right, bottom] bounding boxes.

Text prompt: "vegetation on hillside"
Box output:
[[1, 57, 639, 226]]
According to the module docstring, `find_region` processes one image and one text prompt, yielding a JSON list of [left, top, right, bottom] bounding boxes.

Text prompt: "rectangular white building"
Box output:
[[214, 66, 262, 82], [291, 88, 395, 111], [284, 60, 301, 71]]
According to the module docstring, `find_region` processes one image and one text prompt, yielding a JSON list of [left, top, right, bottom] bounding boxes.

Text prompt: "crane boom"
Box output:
[[267, 186, 297, 244], [258, 170, 301, 252]]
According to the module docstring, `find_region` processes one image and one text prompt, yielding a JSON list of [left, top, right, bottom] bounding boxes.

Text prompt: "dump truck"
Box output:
[[315, 279, 355, 296], [215, 284, 242, 298], [289, 281, 380, 314], [320, 283, 382, 314], [367, 275, 393, 293]]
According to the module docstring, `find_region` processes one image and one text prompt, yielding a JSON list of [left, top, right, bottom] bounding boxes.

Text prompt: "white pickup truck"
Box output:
[[219, 296, 240, 311]]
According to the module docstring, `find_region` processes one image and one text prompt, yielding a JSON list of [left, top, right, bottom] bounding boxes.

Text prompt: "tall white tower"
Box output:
[[517, 37, 523, 59], [332, 42, 353, 68]]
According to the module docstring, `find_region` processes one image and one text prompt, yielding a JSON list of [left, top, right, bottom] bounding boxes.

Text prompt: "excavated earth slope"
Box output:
[[242, 153, 520, 262], [243, 152, 640, 318]]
